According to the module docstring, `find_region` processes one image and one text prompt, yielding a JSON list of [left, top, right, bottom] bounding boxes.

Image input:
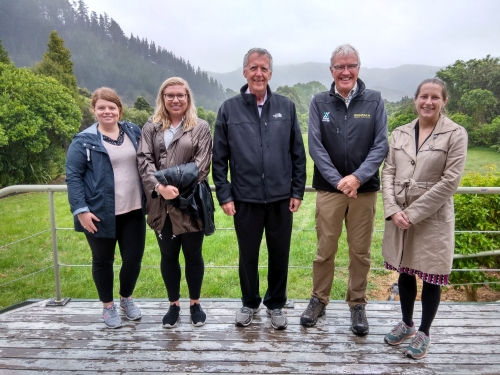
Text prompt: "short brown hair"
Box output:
[[91, 87, 124, 119]]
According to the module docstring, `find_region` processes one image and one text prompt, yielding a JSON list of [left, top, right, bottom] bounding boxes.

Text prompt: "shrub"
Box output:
[[452, 167, 500, 300]]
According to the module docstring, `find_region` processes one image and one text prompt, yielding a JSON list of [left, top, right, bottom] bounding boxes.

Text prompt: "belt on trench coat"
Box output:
[[394, 178, 437, 208]]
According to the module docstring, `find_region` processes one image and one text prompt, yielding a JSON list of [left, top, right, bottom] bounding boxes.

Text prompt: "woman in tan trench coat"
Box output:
[[381, 78, 467, 359], [137, 77, 212, 329]]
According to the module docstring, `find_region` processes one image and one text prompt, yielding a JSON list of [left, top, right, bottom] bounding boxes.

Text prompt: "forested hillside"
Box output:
[[0, 0, 229, 110]]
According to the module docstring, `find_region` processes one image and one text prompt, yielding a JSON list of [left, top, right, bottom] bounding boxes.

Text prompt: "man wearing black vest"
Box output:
[[300, 44, 388, 335]]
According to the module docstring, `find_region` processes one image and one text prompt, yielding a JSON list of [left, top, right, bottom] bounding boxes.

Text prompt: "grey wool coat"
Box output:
[[382, 115, 468, 275]]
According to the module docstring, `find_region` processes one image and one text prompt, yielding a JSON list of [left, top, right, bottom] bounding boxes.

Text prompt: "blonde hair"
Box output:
[[152, 77, 198, 131]]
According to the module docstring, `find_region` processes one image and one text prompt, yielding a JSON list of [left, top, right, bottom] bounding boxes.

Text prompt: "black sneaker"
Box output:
[[300, 297, 326, 327], [350, 304, 369, 336], [162, 304, 181, 329], [190, 303, 206, 327]]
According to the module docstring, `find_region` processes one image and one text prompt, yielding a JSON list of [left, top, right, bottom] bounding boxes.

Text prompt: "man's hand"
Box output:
[[221, 201, 236, 216], [391, 211, 412, 230], [337, 175, 361, 198], [158, 184, 179, 200], [289, 198, 302, 212]]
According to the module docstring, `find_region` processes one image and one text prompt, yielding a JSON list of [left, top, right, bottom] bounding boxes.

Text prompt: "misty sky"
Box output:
[[83, 0, 500, 73]]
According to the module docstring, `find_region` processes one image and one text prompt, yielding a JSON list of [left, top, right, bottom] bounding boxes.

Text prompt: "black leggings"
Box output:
[[156, 215, 205, 302], [398, 272, 441, 336], [85, 209, 146, 303]]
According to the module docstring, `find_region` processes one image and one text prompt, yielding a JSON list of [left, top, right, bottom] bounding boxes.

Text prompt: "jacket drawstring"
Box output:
[[86, 148, 91, 161]]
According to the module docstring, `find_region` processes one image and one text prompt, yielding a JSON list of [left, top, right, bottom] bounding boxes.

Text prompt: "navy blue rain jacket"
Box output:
[[65, 121, 144, 238]]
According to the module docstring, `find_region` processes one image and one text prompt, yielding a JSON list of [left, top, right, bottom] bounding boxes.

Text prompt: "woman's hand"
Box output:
[[158, 184, 179, 200], [77, 212, 100, 234], [391, 211, 412, 230]]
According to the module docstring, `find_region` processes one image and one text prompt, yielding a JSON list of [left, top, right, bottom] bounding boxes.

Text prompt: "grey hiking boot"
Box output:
[[385, 320, 416, 346], [350, 304, 369, 336], [120, 297, 142, 320], [235, 306, 260, 327], [300, 297, 326, 327], [102, 304, 123, 328], [266, 308, 288, 330], [406, 331, 431, 359]]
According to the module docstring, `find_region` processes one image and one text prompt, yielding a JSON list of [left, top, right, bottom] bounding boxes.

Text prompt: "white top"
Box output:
[[103, 134, 142, 215]]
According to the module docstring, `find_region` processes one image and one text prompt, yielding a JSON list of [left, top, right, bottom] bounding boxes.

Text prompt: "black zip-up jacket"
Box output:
[[212, 84, 306, 204], [308, 79, 388, 193]]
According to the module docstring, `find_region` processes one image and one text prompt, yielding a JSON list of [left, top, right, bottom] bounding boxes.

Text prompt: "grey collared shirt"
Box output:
[[335, 83, 358, 108]]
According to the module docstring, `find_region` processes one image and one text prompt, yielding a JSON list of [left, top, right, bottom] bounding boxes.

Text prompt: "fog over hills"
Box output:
[[209, 63, 443, 102]]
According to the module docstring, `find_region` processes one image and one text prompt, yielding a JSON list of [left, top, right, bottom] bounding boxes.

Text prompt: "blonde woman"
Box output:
[[137, 77, 212, 328]]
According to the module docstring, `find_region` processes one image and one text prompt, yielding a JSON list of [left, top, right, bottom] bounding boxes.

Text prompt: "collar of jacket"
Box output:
[[329, 78, 366, 99], [239, 83, 273, 106]]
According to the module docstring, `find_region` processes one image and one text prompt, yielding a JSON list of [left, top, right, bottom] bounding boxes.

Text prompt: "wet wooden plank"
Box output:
[[3, 328, 499, 345], [0, 358, 499, 374], [0, 338, 498, 355], [0, 300, 499, 374]]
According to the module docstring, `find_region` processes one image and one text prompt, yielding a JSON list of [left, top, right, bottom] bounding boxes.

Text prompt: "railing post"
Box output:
[[46, 191, 70, 307]]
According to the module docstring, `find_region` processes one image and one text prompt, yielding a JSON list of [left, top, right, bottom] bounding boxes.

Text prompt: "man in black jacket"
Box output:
[[300, 44, 388, 335], [212, 47, 306, 330]]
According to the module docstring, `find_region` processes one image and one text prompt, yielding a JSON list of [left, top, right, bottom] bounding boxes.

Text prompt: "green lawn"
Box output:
[[0, 145, 498, 310]]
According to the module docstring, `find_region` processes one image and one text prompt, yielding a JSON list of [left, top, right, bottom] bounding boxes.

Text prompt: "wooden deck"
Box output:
[[0, 299, 499, 374]]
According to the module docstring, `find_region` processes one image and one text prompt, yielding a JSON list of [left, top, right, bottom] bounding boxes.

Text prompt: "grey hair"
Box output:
[[243, 48, 273, 72], [330, 44, 361, 67]]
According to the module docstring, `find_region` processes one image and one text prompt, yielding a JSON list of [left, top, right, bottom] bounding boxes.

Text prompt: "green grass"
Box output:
[[0, 145, 498, 310], [462, 147, 500, 175]]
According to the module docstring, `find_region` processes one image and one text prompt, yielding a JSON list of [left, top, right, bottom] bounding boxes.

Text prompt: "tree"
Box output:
[[197, 107, 216, 134], [386, 96, 416, 132], [0, 63, 81, 186], [458, 89, 498, 125], [294, 81, 327, 103], [133, 96, 153, 113], [275, 85, 308, 114], [33, 30, 77, 95], [0, 39, 10, 64], [436, 56, 500, 115], [122, 107, 150, 128]]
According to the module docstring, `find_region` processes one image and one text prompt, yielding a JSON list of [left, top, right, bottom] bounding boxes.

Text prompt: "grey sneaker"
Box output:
[[235, 306, 260, 327], [300, 297, 326, 327], [102, 304, 123, 328], [266, 308, 288, 330], [120, 297, 142, 320], [385, 321, 416, 346], [350, 304, 369, 336], [406, 331, 431, 359]]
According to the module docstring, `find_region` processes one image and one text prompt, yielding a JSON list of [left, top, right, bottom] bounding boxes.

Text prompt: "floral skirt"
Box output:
[[385, 262, 450, 286]]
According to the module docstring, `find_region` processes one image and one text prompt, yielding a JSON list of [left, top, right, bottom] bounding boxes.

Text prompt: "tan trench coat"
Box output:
[[137, 118, 212, 236], [382, 115, 467, 275]]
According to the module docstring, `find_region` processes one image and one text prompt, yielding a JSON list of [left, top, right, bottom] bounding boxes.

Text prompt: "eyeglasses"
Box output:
[[332, 64, 359, 71], [163, 93, 188, 101]]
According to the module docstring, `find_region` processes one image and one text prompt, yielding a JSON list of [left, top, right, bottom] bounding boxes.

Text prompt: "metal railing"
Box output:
[[1, 184, 499, 306]]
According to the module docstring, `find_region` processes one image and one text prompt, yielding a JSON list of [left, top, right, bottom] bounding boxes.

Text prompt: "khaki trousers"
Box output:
[[312, 190, 377, 307]]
